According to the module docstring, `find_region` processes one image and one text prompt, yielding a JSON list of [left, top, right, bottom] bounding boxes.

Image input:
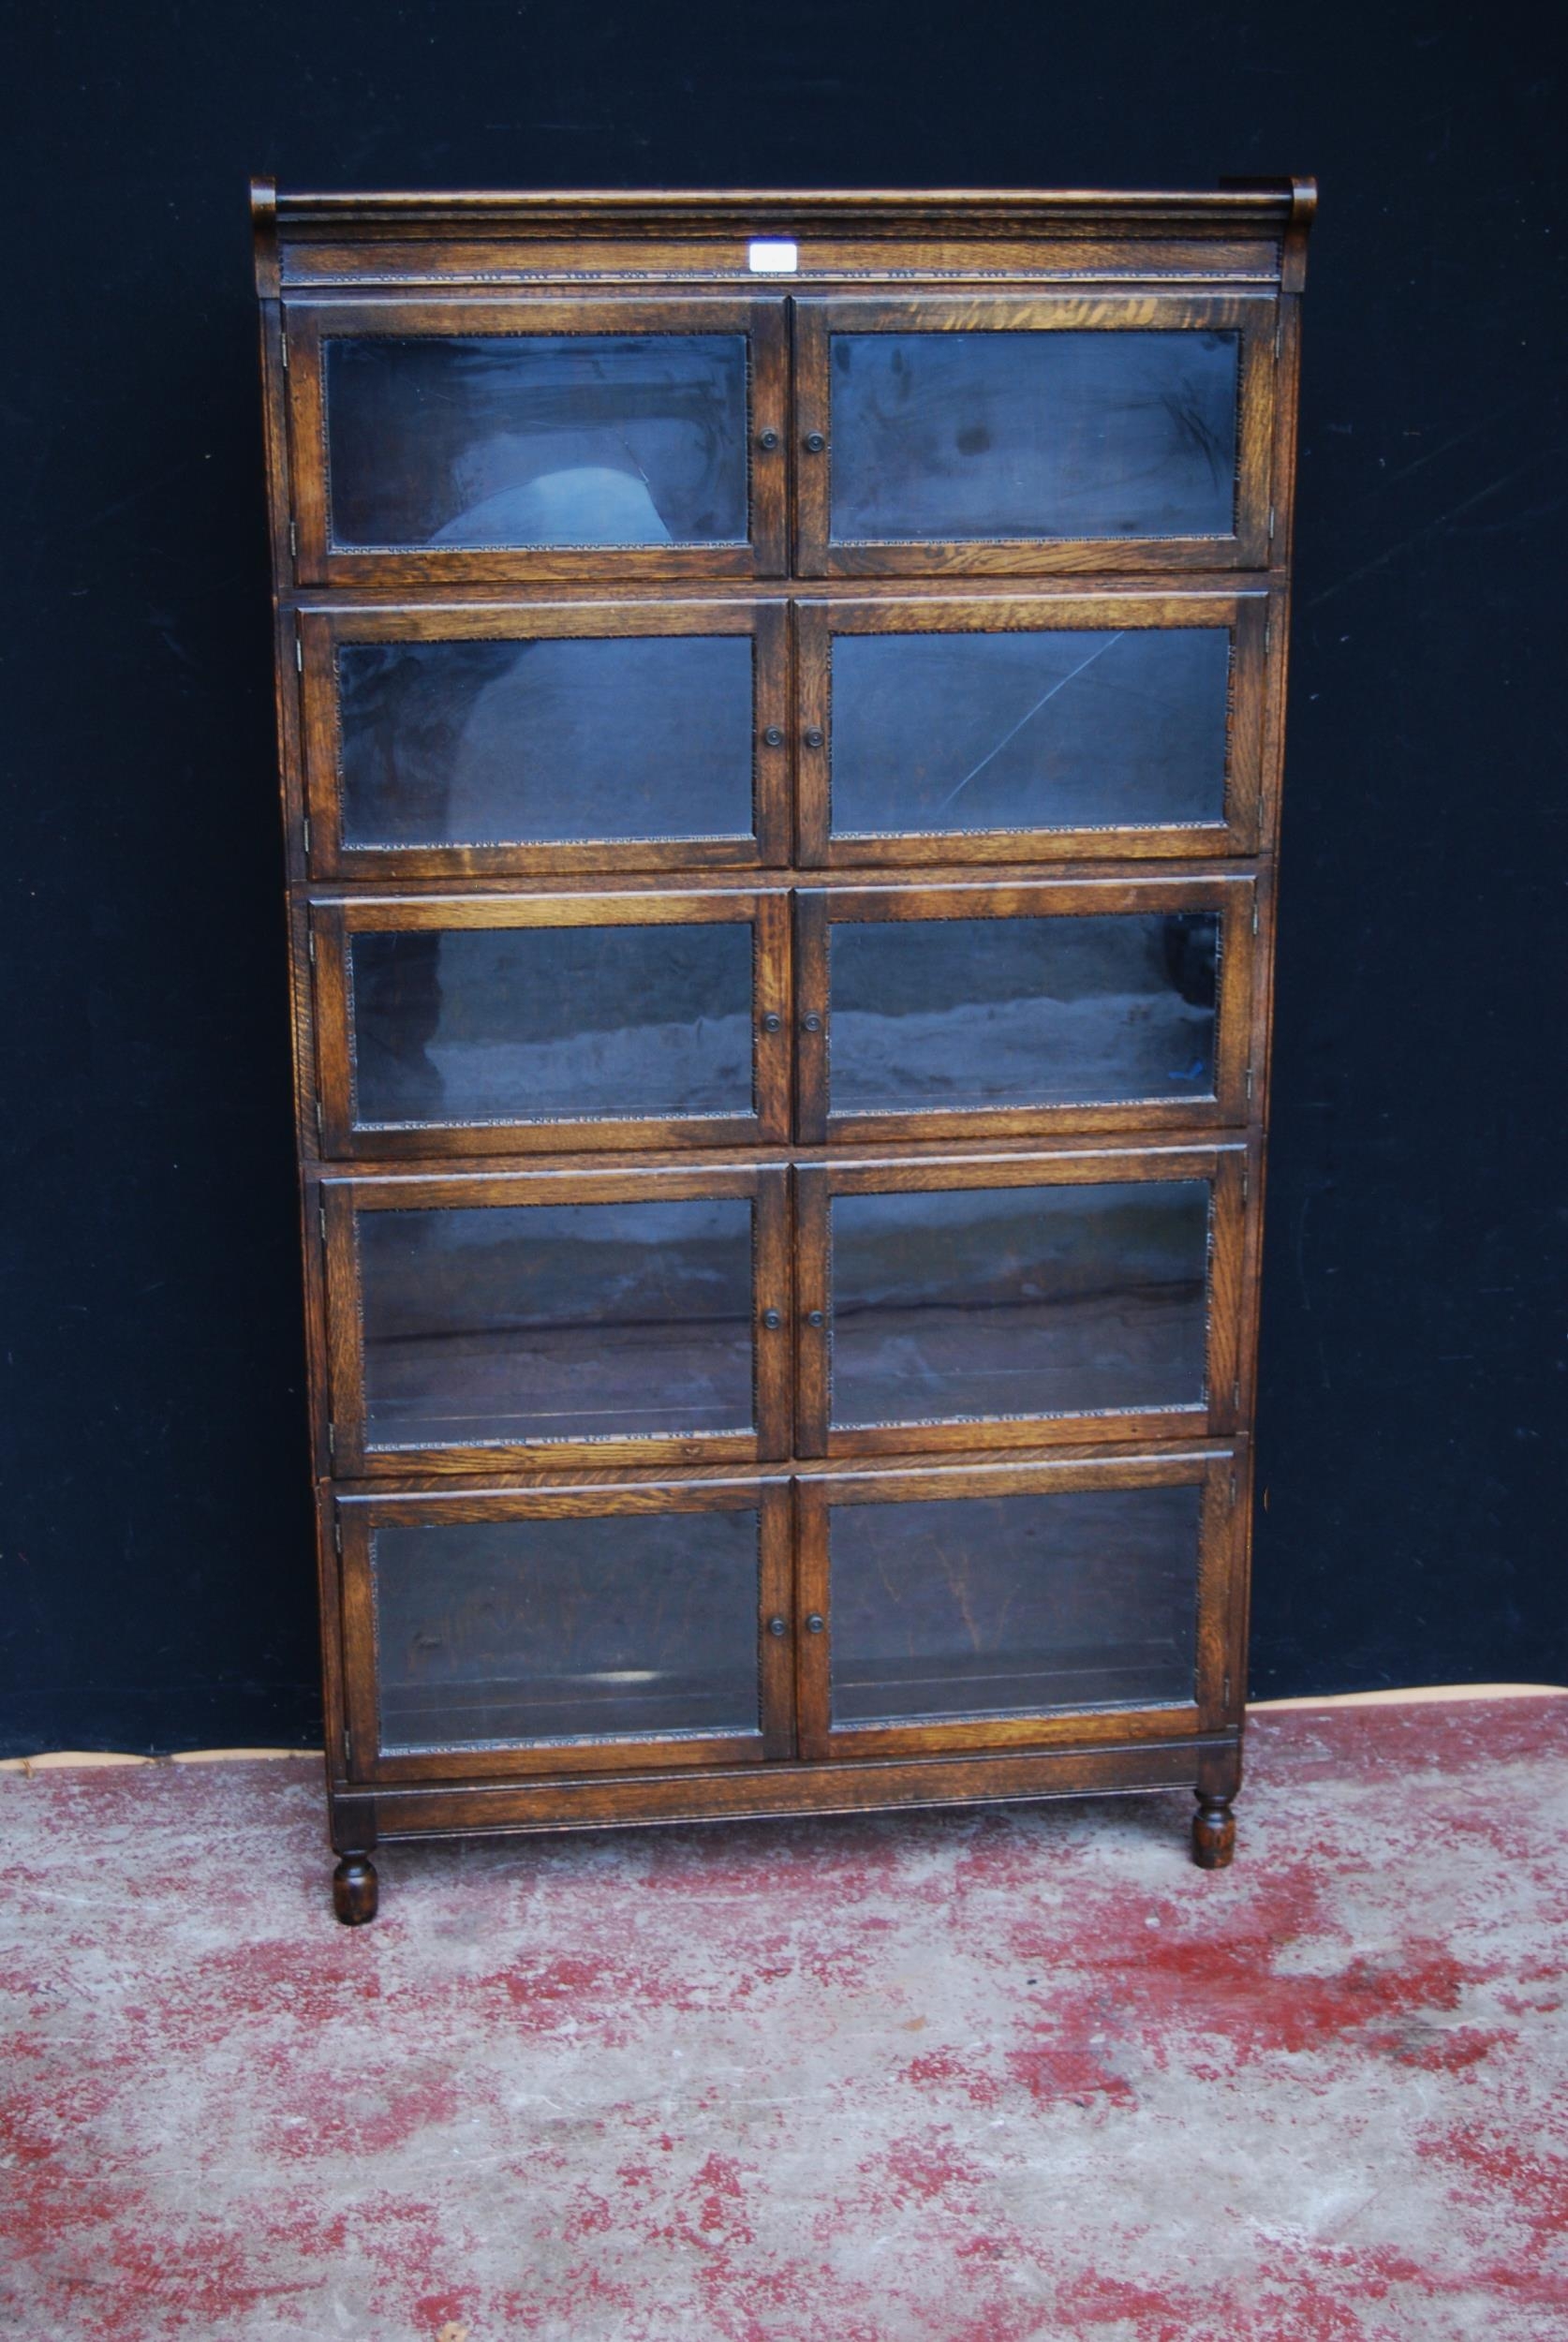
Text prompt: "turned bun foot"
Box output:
[[1191, 1792, 1236, 1870], [333, 1852, 378, 1924]]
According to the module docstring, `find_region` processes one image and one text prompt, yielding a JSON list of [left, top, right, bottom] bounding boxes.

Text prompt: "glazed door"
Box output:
[[793, 295, 1276, 575], [311, 887, 790, 1156], [336, 1477, 794, 1781], [299, 600, 789, 877], [793, 1144, 1249, 1458], [794, 593, 1268, 865], [284, 295, 788, 586], [320, 1164, 791, 1474], [793, 876, 1257, 1144], [793, 1450, 1242, 1759]]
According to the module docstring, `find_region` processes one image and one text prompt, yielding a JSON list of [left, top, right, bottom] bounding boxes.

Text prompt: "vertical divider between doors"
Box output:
[[753, 601, 792, 867], [753, 891, 793, 1145], [754, 1168, 794, 1463], [784, 292, 801, 585], [793, 1167, 831, 1458], [793, 1478, 832, 1760], [752, 298, 791, 579], [794, 892, 830, 1144], [791, 300, 830, 578], [758, 1480, 798, 1759], [793, 600, 831, 867]]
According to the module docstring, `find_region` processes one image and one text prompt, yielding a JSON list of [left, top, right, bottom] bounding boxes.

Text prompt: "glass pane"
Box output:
[[337, 635, 755, 852], [831, 1484, 1201, 1724], [829, 1180, 1209, 1430], [830, 628, 1230, 837], [348, 923, 755, 1129], [373, 1509, 761, 1749], [828, 912, 1219, 1116], [325, 334, 749, 549], [359, 1197, 754, 1449], [830, 330, 1238, 541]]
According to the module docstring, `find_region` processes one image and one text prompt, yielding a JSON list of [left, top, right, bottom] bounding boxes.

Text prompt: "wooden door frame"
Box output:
[[310, 884, 791, 1158], [792, 587, 1271, 866], [298, 596, 791, 879], [335, 1473, 795, 1783], [282, 292, 790, 587], [319, 1161, 792, 1475], [792, 1138, 1251, 1459], [792, 872, 1258, 1145], [791, 291, 1278, 577], [792, 1445, 1244, 1760]]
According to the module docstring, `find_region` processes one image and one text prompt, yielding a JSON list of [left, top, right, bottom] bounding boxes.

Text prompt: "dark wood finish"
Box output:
[[353, 1735, 1235, 1840], [263, 185, 1315, 294], [332, 1851, 378, 1923], [311, 884, 791, 1157], [318, 1161, 792, 1475], [792, 1445, 1245, 1761], [285, 294, 789, 588], [300, 598, 791, 879], [793, 590, 1271, 867], [792, 1140, 1251, 1458], [792, 293, 1278, 577], [1192, 1790, 1237, 1869], [792, 875, 1257, 1144], [255, 181, 1310, 1916], [334, 1475, 794, 1781]]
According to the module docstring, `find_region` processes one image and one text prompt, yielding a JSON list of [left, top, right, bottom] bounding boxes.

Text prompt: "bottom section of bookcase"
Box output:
[[315, 1439, 1252, 1918], [321, 1733, 1245, 1922]]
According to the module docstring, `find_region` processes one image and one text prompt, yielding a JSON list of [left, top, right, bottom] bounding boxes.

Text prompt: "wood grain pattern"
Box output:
[[791, 873, 1258, 1145], [253, 181, 1311, 1908], [794, 589, 1271, 867], [309, 885, 791, 1157], [792, 293, 1278, 578], [299, 597, 791, 879], [285, 294, 789, 589], [791, 1139, 1249, 1455], [362, 1734, 1235, 1840]]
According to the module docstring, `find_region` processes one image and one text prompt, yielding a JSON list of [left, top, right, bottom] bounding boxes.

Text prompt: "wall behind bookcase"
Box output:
[[1, 0, 1561, 1750]]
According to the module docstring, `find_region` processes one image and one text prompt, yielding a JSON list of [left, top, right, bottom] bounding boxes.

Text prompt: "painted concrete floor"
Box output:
[[2, 1698, 1566, 2342]]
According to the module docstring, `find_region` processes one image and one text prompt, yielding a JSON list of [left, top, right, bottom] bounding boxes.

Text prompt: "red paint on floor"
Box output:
[[2, 1699, 1567, 2340]]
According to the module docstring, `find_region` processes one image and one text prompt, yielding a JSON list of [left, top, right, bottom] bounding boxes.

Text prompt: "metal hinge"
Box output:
[[280, 328, 289, 371], [1251, 897, 1260, 937], [1274, 317, 1283, 360], [302, 815, 311, 859], [333, 1516, 343, 1556], [1246, 1063, 1254, 1103], [1264, 611, 1272, 655], [307, 926, 317, 964], [328, 1423, 336, 1458], [1224, 1672, 1234, 1708], [293, 616, 302, 661], [1241, 1165, 1250, 1205], [314, 1098, 323, 1140], [318, 1200, 327, 1243], [342, 1726, 350, 1765], [1229, 1469, 1238, 1505], [1267, 504, 1277, 541], [1233, 1377, 1241, 1410]]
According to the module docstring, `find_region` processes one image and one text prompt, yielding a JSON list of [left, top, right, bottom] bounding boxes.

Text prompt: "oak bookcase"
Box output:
[[252, 179, 1313, 1921]]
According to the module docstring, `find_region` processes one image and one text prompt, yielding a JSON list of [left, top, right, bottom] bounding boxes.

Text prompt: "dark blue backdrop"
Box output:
[[2, 1, 1562, 1752]]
